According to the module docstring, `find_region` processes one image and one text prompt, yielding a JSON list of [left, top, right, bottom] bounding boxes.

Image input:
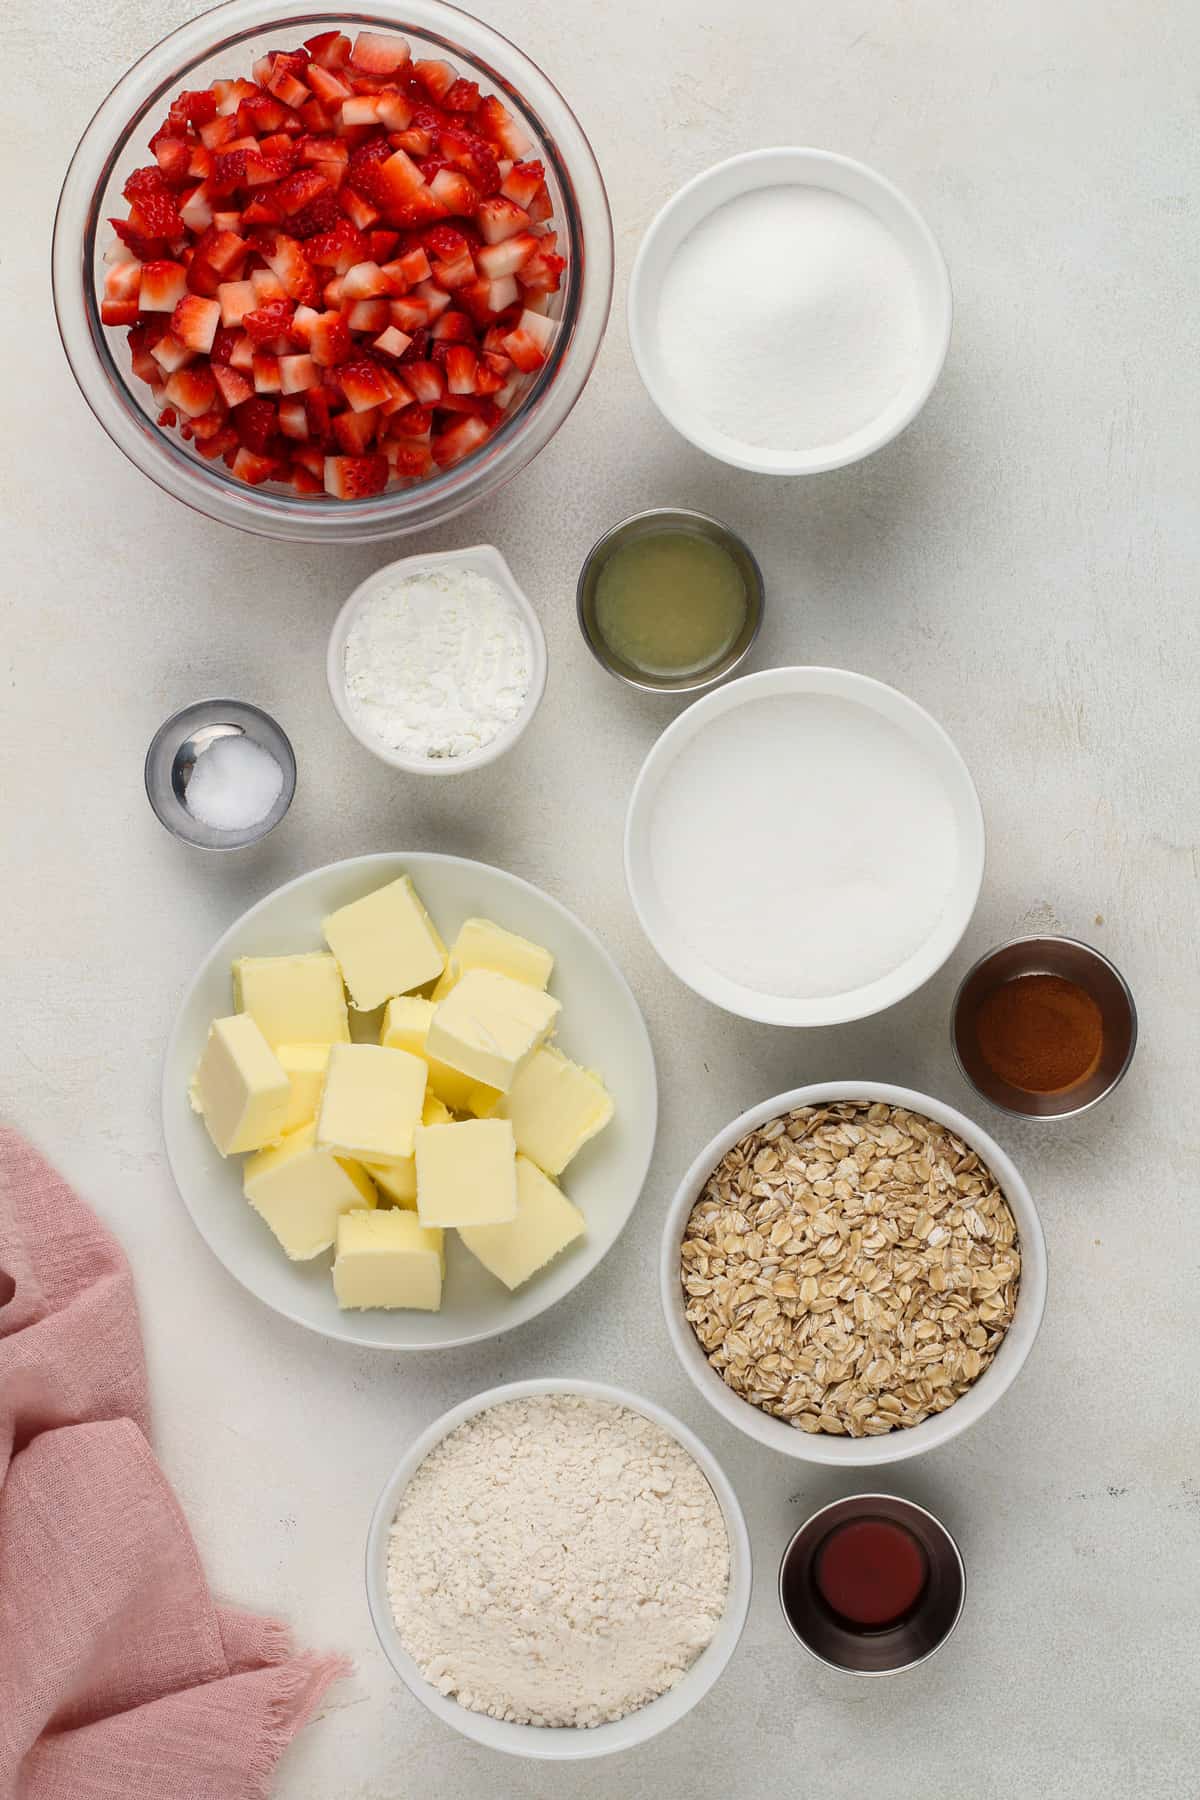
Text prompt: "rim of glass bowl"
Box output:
[[52, 0, 614, 542]]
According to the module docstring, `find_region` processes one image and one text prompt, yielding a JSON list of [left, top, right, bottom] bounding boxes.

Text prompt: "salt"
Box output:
[[648, 695, 959, 999], [656, 186, 923, 453], [185, 734, 283, 832]]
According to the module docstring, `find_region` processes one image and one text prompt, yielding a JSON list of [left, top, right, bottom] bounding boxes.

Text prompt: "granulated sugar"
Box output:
[[656, 185, 923, 453], [648, 694, 959, 999], [386, 1394, 729, 1728]]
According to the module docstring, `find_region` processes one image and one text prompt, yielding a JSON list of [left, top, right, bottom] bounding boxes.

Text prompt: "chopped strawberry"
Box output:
[[211, 362, 254, 408], [324, 452, 389, 497], [343, 298, 386, 333], [443, 344, 477, 395], [341, 259, 390, 299], [171, 294, 221, 353], [262, 234, 320, 304], [476, 232, 538, 280], [436, 124, 500, 197], [164, 365, 217, 417], [279, 352, 320, 392], [306, 62, 353, 106], [233, 395, 278, 452], [402, 360, 444, 404], [349, 32, 411, 75], [332, 408, 379, 453], [428, 168, 479, 216], [231, 446, 278, 484], [413, 59, 458, 100], [304, 30, 351, 69], [242, 297, 296, 344], [500, 159, 545, 209], [123, 166, 185, 237], [476, 196, 531, 244], [337, 360, 390, 412], [139, 260, 189, 311], [372, 324, 412, 360], [101, 298, 140, 326], [101, 41, 564, 496], [217, 279, 258, 326], [252, 352, 282, 393], [475, 95, 532, 160], [431, 413, 490, 466], [309, 310, 353, 366]]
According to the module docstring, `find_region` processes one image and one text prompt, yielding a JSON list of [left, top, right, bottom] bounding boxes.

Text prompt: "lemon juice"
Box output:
[[592, 528, 747, 679]]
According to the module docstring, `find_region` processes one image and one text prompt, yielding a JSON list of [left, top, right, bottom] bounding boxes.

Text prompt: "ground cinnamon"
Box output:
[[974, 973, 1103, 1094]]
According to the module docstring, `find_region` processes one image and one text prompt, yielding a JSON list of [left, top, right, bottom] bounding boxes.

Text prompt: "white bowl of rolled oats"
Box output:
[[661, 1084, 1046, 1465]]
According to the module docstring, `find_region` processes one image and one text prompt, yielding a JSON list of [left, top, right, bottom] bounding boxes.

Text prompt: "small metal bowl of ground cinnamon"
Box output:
[[952, 936, 1137, 1120]]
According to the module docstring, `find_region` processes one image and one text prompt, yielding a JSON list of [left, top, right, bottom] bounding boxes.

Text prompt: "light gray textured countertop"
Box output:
[[5, 1, 1197, 1794]]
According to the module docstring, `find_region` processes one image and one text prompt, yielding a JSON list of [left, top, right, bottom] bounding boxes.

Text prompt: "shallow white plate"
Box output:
[[624, 666, 985, 1026], [162, 853, 657, 1349], [365, 1378, 752, 1759]]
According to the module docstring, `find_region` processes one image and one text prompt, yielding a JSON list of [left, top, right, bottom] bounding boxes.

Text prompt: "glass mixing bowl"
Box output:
[[52, 0, 613, 542]]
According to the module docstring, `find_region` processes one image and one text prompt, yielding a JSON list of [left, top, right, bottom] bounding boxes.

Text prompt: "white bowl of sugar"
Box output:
[[624, 666, 985, 1026], [628, 147, 952, 474]]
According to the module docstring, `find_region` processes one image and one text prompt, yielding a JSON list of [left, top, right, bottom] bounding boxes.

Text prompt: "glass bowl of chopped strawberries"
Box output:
[[52, 0, 612, 541]]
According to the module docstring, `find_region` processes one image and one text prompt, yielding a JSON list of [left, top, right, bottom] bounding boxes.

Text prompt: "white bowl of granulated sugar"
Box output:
[[628, 147, 952, 474], [365, 1378, 752, 1759], [327, 545, 547, 775]]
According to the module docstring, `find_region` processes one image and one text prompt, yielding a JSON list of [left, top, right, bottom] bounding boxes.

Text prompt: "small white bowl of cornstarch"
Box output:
[[327, 545, 547, 775], [365, 1378, 751, 1759]]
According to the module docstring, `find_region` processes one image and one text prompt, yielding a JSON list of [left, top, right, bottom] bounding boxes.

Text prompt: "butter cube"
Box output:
[[460, 1155, 585, 1290], [316, 1043, 427, 1165], [243, 1123, 375, 1259], [333, 1208, 445, 1311], [431, 917, 554, 1000], [233, 953, 349, 1049], [426, 969, 561, 1094], [380, 995, 501, 1118], [497, 1046, 615, 1176], [190, 1014, 290, 1156], [277, 1043, 331, 1134], [414, 1118, 518, 1228], [365, 1095, 453, 1209], [322, 875, 446, 1011]]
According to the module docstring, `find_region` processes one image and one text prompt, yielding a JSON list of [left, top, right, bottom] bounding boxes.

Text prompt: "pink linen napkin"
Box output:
[[0, 1126, 350, 1800]]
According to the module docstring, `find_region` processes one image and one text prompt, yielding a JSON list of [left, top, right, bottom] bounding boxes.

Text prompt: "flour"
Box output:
[[386, 1394, 730, 1727], [648, 694, 960, 998], [656, 185, 923, 452], [343, 566, 531, 760]]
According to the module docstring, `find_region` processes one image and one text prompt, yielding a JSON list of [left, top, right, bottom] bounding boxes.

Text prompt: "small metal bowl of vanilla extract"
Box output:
[[951, 935, 1137, 1120], [779, 1493, 966, 1677], [576, 507, 764, 693]]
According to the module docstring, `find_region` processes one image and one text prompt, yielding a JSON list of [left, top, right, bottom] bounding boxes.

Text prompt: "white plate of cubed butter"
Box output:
[[162, 853, 658, 1349]]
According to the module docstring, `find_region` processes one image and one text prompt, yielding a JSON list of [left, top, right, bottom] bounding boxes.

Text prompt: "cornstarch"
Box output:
[[343, 566, 531, 760], [386, 1394, 730, 1727], [656, 185, 923, 452]]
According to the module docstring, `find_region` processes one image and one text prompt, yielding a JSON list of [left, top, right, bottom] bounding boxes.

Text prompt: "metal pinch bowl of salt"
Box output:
[[145, 700, 296, 852]]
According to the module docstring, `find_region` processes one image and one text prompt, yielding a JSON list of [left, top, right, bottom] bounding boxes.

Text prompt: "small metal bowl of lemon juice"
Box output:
[[577, 508, 764, 693]]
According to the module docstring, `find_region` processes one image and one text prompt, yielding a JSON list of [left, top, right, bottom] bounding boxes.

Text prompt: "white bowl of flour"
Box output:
[[328, 545, 547, 774], [624, 667, 985, 1026], [365, 1378, 751, 1759], [629, 147, 952, 474]]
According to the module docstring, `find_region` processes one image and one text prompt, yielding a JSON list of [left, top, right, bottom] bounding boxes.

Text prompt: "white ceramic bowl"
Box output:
[[624, 667, 985, 1027], [660, 1082, 1047, 1467], [326, 545, 547, 774], [628, 147, 952, 475], [162, 852, 656, 1349], [365, 1377, 752, 1759]]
